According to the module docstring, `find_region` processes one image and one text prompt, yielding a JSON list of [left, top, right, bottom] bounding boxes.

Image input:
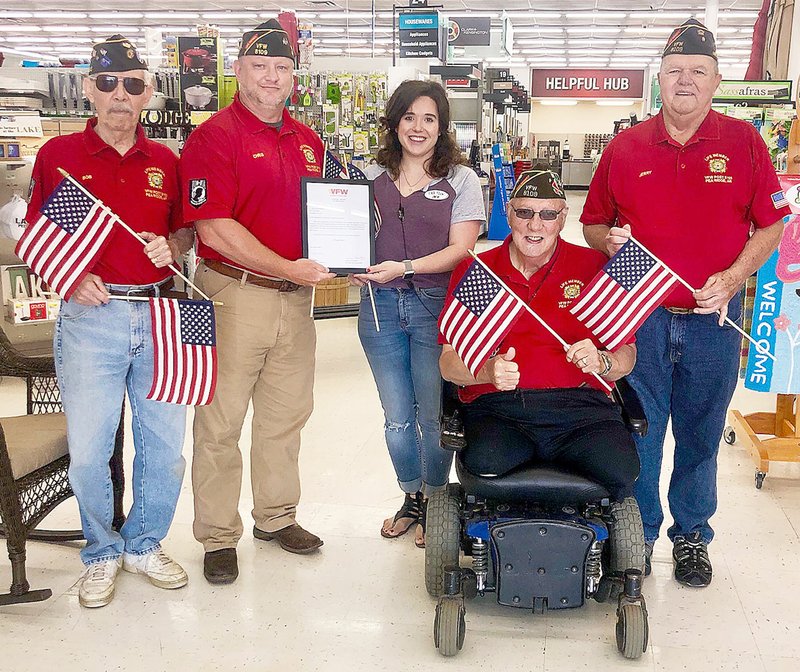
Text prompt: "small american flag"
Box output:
[[439, 261, 525, 377], [323, 149, 349, 179], [771, 190, 789, 209], [570, 239, 679, 350], [148, 298, 217, 406], [16, 177, 116, 300]]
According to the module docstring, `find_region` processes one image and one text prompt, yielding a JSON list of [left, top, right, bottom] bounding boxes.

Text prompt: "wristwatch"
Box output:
[[599, 351, 613, 377], [403, 259, 415, 280]]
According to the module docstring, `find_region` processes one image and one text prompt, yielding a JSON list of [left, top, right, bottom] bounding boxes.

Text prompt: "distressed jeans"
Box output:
[[358, 285, 451, 495], [626, 294, 742, 544], [55, 292, 186, 565]]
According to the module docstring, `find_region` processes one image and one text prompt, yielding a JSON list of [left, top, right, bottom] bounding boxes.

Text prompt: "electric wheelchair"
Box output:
[[426, 379, 649, 659]]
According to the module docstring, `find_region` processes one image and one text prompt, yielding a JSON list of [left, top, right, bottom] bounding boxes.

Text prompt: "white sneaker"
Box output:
[[122, 549, 188, 590], [79, 558, 121, 608]]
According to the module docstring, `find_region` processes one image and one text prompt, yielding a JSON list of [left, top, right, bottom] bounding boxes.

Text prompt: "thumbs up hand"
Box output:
[[481, 347, 520, 391]]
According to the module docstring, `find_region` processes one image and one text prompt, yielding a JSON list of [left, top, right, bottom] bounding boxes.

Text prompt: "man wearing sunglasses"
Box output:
[[439, 168, 639, 503], [582, 19, 789, 588], [25, 35, 194, 608], [180, 19, 333, 586]]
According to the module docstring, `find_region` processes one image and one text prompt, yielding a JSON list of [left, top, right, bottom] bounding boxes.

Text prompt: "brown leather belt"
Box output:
[[665, 307, 694, 315], [107, 279, 174, 298], [204, 259, 300, 292]]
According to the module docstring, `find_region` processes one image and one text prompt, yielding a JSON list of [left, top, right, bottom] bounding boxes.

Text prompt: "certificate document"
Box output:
[[301, 178, 376, 273]]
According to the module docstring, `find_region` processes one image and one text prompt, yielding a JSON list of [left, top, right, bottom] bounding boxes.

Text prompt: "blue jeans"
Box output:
[[358, 285, 451, 495], [55, 290, 186, 565], [627, 295, 742, 544]]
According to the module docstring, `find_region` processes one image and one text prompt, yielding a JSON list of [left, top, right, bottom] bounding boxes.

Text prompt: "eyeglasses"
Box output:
[[510, 206, 564, 221], [91, 74, 147, 96]]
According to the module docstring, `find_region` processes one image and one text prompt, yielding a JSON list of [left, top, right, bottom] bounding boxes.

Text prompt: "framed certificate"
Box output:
[[301, 177, 376, 274]]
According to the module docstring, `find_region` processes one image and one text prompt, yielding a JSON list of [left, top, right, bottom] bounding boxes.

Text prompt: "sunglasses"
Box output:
[[510, 206, 564, 221], [91, 74, 147, 96]]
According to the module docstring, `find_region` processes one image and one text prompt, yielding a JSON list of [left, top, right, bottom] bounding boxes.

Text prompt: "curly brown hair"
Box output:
[[375, 79, 465, 180]]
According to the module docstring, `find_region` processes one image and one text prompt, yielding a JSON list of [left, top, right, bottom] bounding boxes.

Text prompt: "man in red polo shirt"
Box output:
[[582, 19, 790, 587], [26, 35, 194, 607], [440, 168, 640, 503], [180, 19, 335, 584]]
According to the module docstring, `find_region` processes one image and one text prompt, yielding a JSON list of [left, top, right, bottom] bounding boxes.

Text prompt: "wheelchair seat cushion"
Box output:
[[455, 458, 611, 505]]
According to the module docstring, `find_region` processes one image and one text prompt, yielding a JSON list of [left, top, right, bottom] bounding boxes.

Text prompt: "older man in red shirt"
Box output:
[[26, 35, 194, 608], [180, 19, 334, 584], [581, 19, 790, 587]]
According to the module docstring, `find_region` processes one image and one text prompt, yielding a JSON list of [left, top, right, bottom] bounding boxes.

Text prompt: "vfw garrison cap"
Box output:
[[239, 19, 295, 59], [89, 35, 148, 74], [510, 169, 566, 201], [662, 18, 717, 61]]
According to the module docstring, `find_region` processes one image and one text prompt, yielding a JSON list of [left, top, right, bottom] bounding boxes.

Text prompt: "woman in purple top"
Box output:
[[353, 80, 485, 547]]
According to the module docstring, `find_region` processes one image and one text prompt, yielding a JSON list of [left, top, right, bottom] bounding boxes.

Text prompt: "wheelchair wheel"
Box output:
[[597, 497, 645, 603], [616, 602, 648, 659], [433, 596, 466, 657], [607, 497, 645, 574], [425, 485, 462, 597]]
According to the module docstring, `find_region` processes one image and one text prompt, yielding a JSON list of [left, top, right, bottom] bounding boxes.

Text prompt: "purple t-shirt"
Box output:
[[366, 163, 485, 288]]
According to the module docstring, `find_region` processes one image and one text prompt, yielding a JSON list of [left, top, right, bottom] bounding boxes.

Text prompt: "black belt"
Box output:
[[204, 259, 300, 292], [107, 279, 174, 298]]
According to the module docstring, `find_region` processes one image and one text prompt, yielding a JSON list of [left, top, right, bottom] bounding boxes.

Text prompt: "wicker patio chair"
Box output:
[[0, 327, 124, 605]]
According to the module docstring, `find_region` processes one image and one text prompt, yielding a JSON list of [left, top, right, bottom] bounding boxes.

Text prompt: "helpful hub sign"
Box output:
[[531, 68, 645, 99]]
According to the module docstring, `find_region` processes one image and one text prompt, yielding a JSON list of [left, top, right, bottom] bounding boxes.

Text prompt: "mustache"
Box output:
[[108, 104, 135, 114]]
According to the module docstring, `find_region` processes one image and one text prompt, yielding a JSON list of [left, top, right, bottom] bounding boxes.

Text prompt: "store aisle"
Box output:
[[2, 197, 799, 670]]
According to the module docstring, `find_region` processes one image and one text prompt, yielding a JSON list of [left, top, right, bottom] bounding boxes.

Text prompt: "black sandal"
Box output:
[[414, 497, 427, 548], [381, 492, 421, 539]]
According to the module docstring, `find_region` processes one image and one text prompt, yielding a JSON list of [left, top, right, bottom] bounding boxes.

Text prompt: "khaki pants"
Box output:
[[192, 263, 316, 551]]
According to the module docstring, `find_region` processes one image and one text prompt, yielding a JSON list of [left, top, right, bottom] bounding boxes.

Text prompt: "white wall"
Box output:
[[529, 101, 646, 157]]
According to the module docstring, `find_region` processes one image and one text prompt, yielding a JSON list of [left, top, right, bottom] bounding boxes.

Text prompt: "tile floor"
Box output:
[[2, 192, 799, 671]]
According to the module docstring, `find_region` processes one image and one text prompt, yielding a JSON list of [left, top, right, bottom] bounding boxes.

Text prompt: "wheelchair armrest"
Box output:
[[611, 377, 648, 438]]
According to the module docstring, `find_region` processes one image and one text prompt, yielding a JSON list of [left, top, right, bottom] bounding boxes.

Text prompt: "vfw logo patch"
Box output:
[[189, 178, 207, 207]]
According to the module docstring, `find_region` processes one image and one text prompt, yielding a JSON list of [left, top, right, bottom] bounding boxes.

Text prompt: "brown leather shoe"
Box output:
[[203, 548, 238, 584], [253, 524, 323, 555]]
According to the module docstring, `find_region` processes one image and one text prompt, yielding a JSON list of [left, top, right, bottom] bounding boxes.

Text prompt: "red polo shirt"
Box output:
[[26, 118, 185, 286], [441, 238, 631, 403], [581, 110, 791, 308], [179, 94, 323, 270]]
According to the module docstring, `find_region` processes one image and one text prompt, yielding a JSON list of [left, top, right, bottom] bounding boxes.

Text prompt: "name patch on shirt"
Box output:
[[189, 178, 207, 207], [771, 190, 789, 209], [704, 153, 732, 183], [424, 189, 449, 201], [559, 279, 584, 308], [145, 167, 168, 201]]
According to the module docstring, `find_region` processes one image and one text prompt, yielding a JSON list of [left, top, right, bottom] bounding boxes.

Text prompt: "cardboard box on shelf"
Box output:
[[6, 297, 59, 324]]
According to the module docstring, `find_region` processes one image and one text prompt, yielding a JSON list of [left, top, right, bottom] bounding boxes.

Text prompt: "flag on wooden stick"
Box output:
[[439, 261, 525, 377], [148, 298, 217, 406], [15, 177, 116, 300], [569, 238, 679, 350]]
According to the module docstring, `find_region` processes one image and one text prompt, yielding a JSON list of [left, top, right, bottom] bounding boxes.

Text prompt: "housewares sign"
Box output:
[[398, 13, 441, 59], [531, 69, 645, 99]]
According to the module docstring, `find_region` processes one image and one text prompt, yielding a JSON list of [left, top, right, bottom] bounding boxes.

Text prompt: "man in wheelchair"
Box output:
[[428, 168, 648, 658]]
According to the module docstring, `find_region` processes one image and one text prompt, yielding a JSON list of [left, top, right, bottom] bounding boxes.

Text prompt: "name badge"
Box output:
[[424, 189, 449, 201]]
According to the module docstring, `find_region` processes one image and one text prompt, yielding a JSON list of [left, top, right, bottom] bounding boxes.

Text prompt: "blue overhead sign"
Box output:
[[398, 14, 439, 30], [398, 12, 442, 59]]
